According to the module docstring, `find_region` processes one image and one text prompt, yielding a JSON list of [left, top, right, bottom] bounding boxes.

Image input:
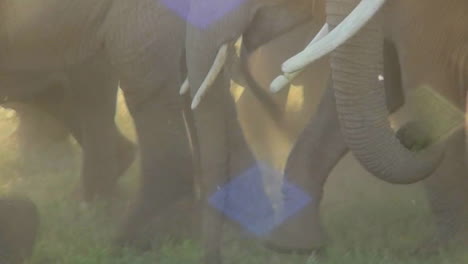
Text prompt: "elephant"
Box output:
[[0, 0, 198, 256], [1, 4, 312, 261], [280, 0, 467, 182], [0, 196, 39, 264], [183, 0, 340, 261], [263, 0, 468, 255]]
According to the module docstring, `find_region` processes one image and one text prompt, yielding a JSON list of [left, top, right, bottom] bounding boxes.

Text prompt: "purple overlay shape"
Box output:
[[161, 0, 248, 29], [208, 163, 312, 237]]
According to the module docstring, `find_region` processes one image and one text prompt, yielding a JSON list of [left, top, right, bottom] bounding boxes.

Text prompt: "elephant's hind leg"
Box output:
[[65, 54, 129, 202], [106, 2, 197, 249]]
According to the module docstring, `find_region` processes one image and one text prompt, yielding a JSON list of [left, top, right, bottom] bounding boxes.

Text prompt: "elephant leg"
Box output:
[[418, 130, 468, 253], [264, 38, 405, 253], [105, 3, 197, 248], [193, 76, 257, 264], [114, 79, 194, 249], [193, 86, 229, 264], [64, 54, 131, 202], [22, 81, 135, 182], [263, 83, 347, 253]]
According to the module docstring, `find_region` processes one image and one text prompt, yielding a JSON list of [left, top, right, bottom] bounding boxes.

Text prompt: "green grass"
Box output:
[[0, 98, 467, 264]]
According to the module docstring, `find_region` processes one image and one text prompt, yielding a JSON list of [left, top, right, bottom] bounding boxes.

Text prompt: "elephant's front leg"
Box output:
[[263, 84, 347, 254], [194, 77, 257, 264], [194, 94, 228, 264], [417, 130, 468, 254], [264, 40, 404, 254]]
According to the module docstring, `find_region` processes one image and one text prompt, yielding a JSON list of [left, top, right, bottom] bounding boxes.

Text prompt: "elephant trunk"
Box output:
[[327, 0, 443, 184]]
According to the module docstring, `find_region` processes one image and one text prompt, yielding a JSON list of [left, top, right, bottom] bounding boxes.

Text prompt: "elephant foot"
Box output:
[[114, 194, 199, 251], [261, 205, 326, 256], [0, 197, 39, 264], [396, 121, 434, 152]]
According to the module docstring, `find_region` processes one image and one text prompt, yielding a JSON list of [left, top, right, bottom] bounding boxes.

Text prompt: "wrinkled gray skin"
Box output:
[[265, 0, 468, 254], [185, 0, 319, 262], [0, 0, 195, 252]]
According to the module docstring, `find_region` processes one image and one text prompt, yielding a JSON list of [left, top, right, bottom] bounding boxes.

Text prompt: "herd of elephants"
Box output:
[[0, 0, 467, 263]]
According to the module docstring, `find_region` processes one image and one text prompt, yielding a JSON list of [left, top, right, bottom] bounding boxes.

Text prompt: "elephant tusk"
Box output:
[[270, 74, 294, 93], [179, 78, 190, 95], [270, 23, 329, 93], [281, 0, 387, 73], [191, 43, 228, 109]]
